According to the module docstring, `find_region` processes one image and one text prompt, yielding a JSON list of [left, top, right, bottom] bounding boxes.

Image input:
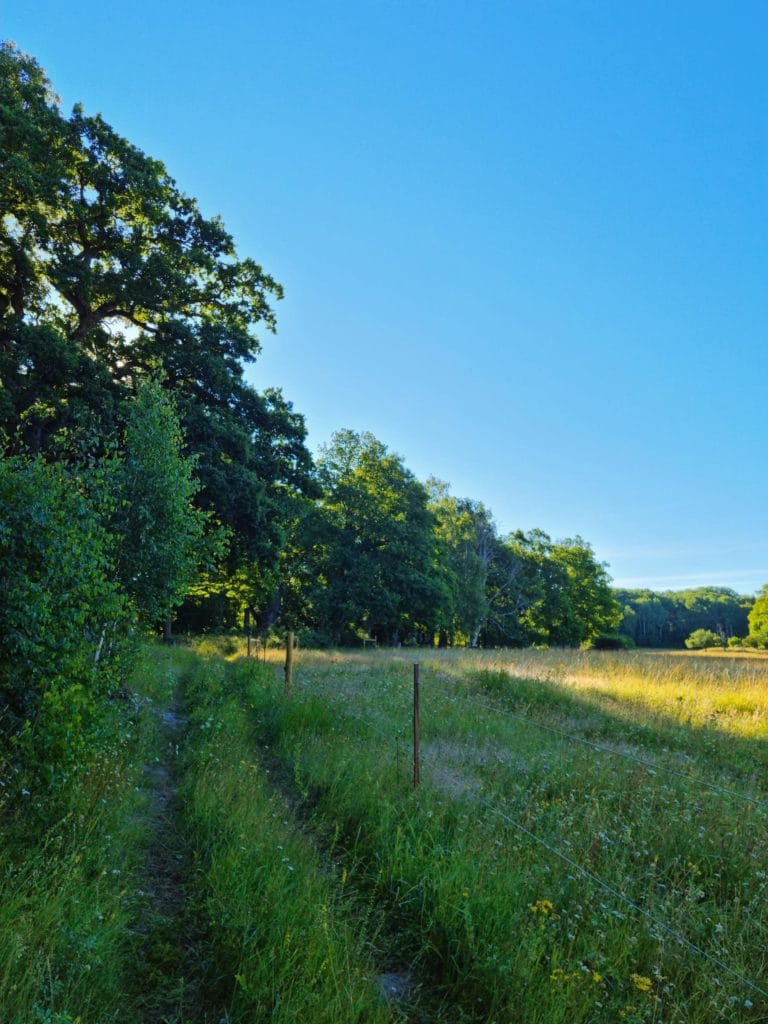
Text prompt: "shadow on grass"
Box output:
[[451, 668, 768, 798]]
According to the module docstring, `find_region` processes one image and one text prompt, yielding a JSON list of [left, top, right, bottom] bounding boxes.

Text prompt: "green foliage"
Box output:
[[484, 530, 620, 647], [0, 41, 313, 631], [747, 585, 768, 648], [307, 430, 444, 644], [111, 379, 210, 626], [684, 628, 723, 650], [0, 454, 127, 785], [428, 478, 492, 646], [588, 633, 635, 650], [617, 587, 752, 648]]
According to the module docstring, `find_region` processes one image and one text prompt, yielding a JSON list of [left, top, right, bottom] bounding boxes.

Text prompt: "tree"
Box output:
[[110, 379, 210, 628], [309, 430, 443, 645], [615, 589, 676, 646], [482, 531, 546, 647], [0, 42, 313, 625], [427, 479, 492, 646], [546, 537, 621, 646], [684, 628, 723, 650], [616, 587, 752, 648], [482, 531, 620, 647], [747, 585, 768, 648]]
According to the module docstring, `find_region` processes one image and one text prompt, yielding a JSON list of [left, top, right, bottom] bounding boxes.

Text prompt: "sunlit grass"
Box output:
[[12, 640, 761, 1021], [234, 645, 768, 1023]]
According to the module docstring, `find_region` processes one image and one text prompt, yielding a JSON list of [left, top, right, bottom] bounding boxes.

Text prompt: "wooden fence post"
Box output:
[[284, 631, 294, 694], [245, 608, 252, 658], [413, 662, 420, 789]]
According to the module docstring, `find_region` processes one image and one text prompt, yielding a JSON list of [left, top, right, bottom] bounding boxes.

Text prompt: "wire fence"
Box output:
[[474, 793, 768, 1000], [288, 660, 768, 1002]]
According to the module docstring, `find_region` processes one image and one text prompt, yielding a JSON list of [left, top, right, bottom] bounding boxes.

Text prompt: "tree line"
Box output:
[[2, 43, 766, 785], [619, 586, 768, 650]]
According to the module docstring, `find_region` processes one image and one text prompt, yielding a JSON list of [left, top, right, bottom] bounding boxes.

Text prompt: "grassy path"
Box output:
[[124, 647, 398, 1023], [129, 674, 221, 1024], [0, 644, 399, 1022]]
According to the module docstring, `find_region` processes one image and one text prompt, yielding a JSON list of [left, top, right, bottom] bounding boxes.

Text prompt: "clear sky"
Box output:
[[4, 2, 767, 594]]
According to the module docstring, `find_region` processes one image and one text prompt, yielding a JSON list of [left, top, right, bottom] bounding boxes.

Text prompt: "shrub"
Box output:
[[747, 585, 768, 648], [588, 634, 636, 651], [111, 379, 209, 627], [684, 628, 723, 650], [0, 455, 127, 788]]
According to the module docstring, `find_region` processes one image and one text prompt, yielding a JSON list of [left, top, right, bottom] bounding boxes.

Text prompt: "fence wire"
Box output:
[[289, 666, 768, 1003], [475, 793, 768, 1001]]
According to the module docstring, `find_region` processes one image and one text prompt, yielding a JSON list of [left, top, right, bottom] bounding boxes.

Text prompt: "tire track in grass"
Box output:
[[181, 654, 401, 1024], [130, 669, 224, 1024], [240, 678, 470, 1023], [251, 741, 423, 1017]]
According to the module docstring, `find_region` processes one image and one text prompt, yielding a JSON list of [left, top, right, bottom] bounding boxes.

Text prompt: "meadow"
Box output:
[[1, 644, 766, 1022]]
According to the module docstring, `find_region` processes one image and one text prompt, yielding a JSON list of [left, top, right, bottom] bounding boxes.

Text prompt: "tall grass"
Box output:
[[4, 641, 764, 1022], [0, 645, 182, 1024], [180, 654, 397, 1023], [237, 646, 767, 1023]]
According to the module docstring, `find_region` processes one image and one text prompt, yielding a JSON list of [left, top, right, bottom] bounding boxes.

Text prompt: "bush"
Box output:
[[0, 455, 127, 788], [684, 628, 723, 650], [588, 634, 636, 650], [296, 626, 335, 649]]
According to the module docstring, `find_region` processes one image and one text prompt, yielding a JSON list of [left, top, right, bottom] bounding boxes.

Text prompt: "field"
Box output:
[[2, 645, 766, 1023]]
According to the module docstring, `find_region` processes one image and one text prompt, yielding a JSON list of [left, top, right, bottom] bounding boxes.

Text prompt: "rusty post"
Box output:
[[413, 662, 420, 789], [285, 630, 294, 694], [245, 608, 252, 658]]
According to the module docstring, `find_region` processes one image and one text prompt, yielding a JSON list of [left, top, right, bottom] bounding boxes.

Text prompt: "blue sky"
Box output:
[[4, 2, 767, 593]]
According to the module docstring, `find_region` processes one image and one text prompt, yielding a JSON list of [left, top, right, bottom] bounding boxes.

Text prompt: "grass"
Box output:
[[235, 645, 768, 1023], [0, 645, 180, 1024], [2, 641, 765, 1022], [179, 653, 397, 1023]]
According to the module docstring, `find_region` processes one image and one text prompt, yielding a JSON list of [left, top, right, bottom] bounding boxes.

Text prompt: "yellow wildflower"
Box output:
[[630, 973, 653, 993], [550, 967, 577, 983], [530, 899, 555, 915]]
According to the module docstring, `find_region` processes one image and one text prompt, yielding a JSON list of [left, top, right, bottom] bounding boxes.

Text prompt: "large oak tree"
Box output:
[[0, 43, 313, 619]]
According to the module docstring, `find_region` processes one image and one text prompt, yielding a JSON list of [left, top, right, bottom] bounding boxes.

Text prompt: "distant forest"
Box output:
[[614, 587, 757, 649]]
